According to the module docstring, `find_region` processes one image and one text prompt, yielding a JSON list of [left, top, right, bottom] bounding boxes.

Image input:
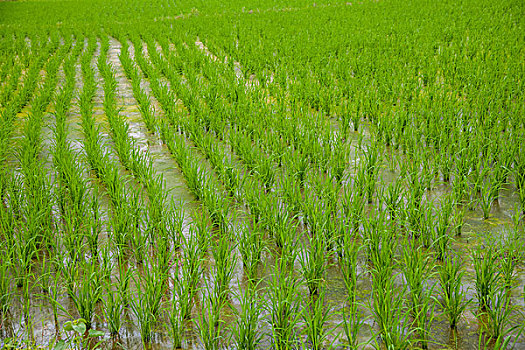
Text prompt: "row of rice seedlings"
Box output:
[[0, 33, 61, 174], [98, 35, 172, 248], [0, 33, 73, 346], [144, 40, 318, 252], [52, 37, 98, 261], [118, 38, 158, 132], [144, 44, 309, 256], [0, 36, 26, 108], [78, 35, 148, 264], [120, 45, 260, 345], [128, 38, 233, 234]]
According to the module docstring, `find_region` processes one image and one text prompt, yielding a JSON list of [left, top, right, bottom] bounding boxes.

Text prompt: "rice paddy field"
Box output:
[[0, 0, 524, 349]]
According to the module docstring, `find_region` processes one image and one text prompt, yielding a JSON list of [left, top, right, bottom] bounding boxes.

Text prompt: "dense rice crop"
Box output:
[[0, 0, 524, 349]]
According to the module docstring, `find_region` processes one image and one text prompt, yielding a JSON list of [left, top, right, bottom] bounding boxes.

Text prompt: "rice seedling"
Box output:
[[479, 284, 521, 347], [211, 231, 237, 305], [238, 221, 265, 283], [232, 284, 263, 350], [402, 240, 436, 349], [67, 259, 102, 331], [102, 278, 124, 340], [432, 195, 454, 261], [177, 228, 204, 321], [338, 232, 365, 349], [299, 232, 329, 296], [266, 261, 301, 350], [130, 261, 165, 346], [195, 276, 230, 350], [472, 245, 500, 311], [369, 266, 413, 350], [437, 255, 470, 330], [167, 287, 183, 349], [0, 252, 12, 323], [302, 286, 333, 350]]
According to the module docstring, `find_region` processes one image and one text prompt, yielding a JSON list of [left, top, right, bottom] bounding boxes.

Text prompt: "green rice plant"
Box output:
[[167, 292, 183, 349], [342, 297, 365, 350], [178, 229, 203, 320], [232, 284, 263, 350], [0, 252, 12, 322], [339, 230, 360, 295], [280, 172, 303, 215], [130, 261, 165, 346], [202, 185, 230, 233], [267, 202, 296, 250], [102, 279, 124, 340], [478, 170, 502, 220], [432, 195, 454, 261], [472, 245, 500, 311], [342, 186, 365, 236], [238, 221, 265, 282], [402, 241, 431, 317], [166, 203, 185, 250], [67, 259, 102, 331], [302, 286, 333, 350], [244, 177, 263, 222], [480, 285, 521, 347], [383, 181, 403, 221], [437, 255, 470, 330], [256, 155, 275, 192], [299, 232, 328, 296], [287, 149, 310, 188], [211, 233, 237, 305], [517, 184, 525, 216], [402, 241, 436, 349], [266, 262, 301, 350], [21, 271, 35, 344], [370, 267, 413, 350], [330, 135, 347, 182], [195, 285, 228, 350], [363, 212, 396, 271], [359, 141, 382, 204], [451, 203, 465, 236], [495, 227, 523, 291], [115, 257, 132, 308]]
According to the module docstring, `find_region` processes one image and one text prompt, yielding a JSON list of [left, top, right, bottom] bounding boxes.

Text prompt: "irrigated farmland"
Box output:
[[0, 0, 524, 349]]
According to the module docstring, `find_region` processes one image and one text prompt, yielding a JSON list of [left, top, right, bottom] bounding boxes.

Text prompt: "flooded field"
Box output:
[[1, 0, 524, 349]]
